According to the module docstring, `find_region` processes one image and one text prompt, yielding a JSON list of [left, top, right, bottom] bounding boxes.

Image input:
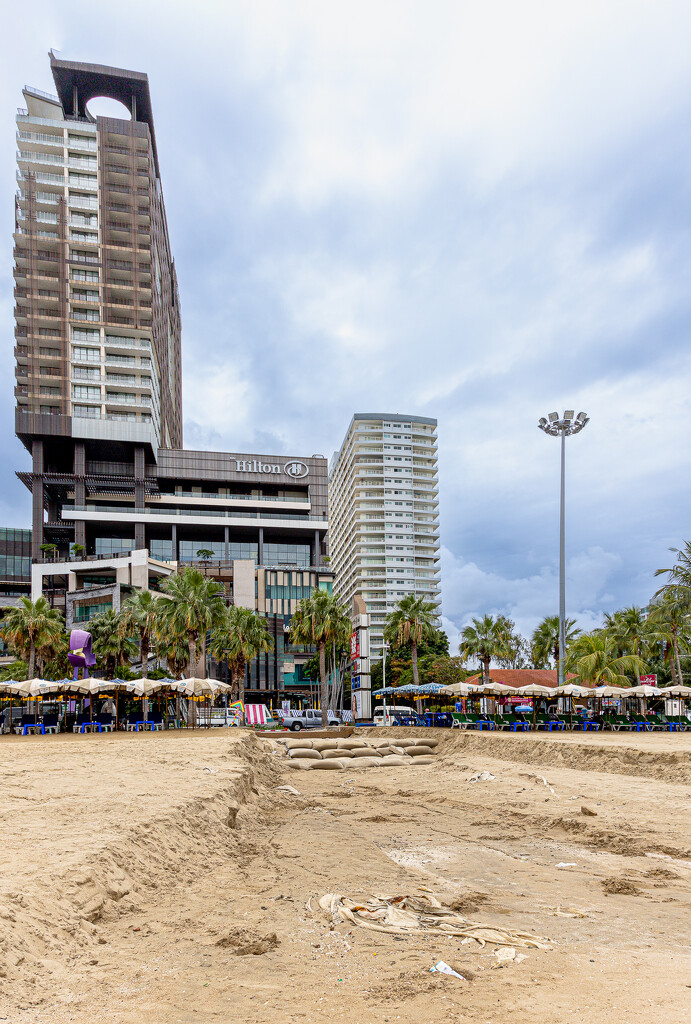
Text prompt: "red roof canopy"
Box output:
[[465, 669, 577, 688]]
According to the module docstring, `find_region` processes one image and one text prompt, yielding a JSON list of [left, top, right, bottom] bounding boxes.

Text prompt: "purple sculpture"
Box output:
[[68, 629, 96, 680]]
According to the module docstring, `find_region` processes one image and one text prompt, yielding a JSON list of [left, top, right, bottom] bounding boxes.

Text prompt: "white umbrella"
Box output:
[[658, 684, 691, 697], [179, 677, 229, 696], [478, 681, 515, 695], [555, 683, 592, 698], [590, 684, 628, 697], [513, 684, 557, 698], [439, 682, 471, 697], [627, 684, 661, 697]]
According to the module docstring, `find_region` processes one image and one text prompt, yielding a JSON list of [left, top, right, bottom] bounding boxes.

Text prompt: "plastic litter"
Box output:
[[555, 862, 577, 868], [467, 771, 496, 783], [275, 785, 301, 796], [430, 960, 465, 980]]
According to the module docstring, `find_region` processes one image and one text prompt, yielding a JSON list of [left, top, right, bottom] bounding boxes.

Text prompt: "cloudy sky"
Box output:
[[1, 1, 689, 648]]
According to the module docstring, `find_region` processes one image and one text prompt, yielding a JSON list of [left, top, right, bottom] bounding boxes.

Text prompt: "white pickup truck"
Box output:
[[279, 708, 342, 731]]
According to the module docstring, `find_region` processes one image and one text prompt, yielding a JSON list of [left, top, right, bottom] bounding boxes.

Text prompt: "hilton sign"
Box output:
[[232, 459, 309, 479]]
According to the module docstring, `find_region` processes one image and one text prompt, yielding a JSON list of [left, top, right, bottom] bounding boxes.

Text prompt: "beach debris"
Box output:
[[316, 892, 551, 948], [275, 785, 301, 796], [552, 906, 588, 918], [581, 806, 597, 816], [555, 863, 577, 868], [203, 766, 216, 773], [430, 960, 466, 980], [491, 947, 527, 968], [467, 771, 495, 784]]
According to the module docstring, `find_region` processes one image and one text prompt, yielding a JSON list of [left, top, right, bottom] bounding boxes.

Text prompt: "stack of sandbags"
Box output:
[[278, 734, 439, 770]]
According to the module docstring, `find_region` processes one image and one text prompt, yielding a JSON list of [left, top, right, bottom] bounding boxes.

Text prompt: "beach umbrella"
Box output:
[[555, 683, 591, 697], [439, 682, 471, 697], [512, 684, 557, 727], [413, 683, 446, 695], [590, 685, 628, 697], [627, 684, 662, 697], [659, 685, 691, 696], [373, 687, 398, 696]]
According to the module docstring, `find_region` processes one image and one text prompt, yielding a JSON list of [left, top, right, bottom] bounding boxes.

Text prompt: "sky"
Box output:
[[1, 0, 689, 651]]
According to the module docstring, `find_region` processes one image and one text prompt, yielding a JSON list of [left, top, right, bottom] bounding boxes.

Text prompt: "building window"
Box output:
[[264, 543, 311, 567], [94, 537, 134, 555], [149, 539, 173, 561]]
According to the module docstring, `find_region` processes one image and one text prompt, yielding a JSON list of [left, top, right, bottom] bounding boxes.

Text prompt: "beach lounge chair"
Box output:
[[96, 713, 114, 733], [148, 711, 164, 731], [21, 715, 45, 736], [497, 714, 530, 732], [42, 713, 60, 734]]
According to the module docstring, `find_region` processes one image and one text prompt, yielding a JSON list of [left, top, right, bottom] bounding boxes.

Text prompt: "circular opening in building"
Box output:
[[85, 96, 133, 121]]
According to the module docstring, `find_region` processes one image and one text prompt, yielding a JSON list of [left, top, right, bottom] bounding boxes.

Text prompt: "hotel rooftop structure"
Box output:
[[328, 413, 441, 658]]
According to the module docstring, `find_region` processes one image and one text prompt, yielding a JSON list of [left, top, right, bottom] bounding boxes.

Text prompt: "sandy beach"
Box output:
[[1, 727, 689, 1023]]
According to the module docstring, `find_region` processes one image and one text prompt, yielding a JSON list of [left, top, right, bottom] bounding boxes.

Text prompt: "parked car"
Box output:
[[280, 708, 342, 731], [373, 705, 416, 726]]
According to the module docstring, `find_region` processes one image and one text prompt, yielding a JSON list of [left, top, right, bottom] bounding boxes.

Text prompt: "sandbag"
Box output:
[[337, 739, 367, 749], [309, 759, 347, 770], [406, 746, 435, 757], [286, 738, 313, 749], [380, 754, 411, 766], [422, 738, 439, 748], [349, 757, 381, 768], [287, 759, 317, 770], [410, 755, 435, 765], [322, 748, 352, 759], [389, 745, 409, 756], [389, 738, 416, 747], [311, 739, 339, 751], [350, 747, 381, 758], [287, 748, 322, 759]]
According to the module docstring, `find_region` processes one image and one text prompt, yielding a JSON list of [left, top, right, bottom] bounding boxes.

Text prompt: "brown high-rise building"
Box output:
[[14, 55, 182, 558]]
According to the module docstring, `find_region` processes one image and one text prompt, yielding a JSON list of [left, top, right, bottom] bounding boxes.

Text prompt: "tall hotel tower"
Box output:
[[328, 414, 441, 658], [14, 55, 182, 559]]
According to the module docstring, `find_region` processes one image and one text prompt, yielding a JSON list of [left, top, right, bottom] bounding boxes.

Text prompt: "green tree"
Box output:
[[425, 655, 466, 688], [209, 606, 273, 703], [119, 590, 160, 679], [157, 567, 226, 678], [531, 615, 581, 669], [493, 616, 531, 669], [70, 543, 85, 558], [604, 606, 651, 684], [90, 609, 137, 678], [40, 543, 58, 560], [566, 630, 646, 687], [384, 595, 437, 686], [459, 614, 511, 682], [1, 596, 64, 678], [154, 632, 190, 680], [290, 590, 351, 726], [647, 589, 691, 686]]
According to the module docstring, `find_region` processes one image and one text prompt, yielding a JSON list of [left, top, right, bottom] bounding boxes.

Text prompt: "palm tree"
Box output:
[[604, 607, 650, 684], [647, 589, 691, 686], [91, 609, 137, 678], [655, 541, 691, 593], [154, 632, 190, 680], [384, 594, 437, 685], [531, 615, 581, 669], [566, 631, 646, 687], [157, 567, 226, 678], [459, 614, 511, 682], [119, 590, 160, 679], [290, 590, 351, 726], [209, 606, 273, 703], [1, 596, 64, 678]]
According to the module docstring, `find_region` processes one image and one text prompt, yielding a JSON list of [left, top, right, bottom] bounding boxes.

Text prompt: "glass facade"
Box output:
[[94, 537, 134, 555], [149, 538, 173, 561], [75, 599, 112, 622], [0, 528, 32, 580], [264, 542, 310, 566]]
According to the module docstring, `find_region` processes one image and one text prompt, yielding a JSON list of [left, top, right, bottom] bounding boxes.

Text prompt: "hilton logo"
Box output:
[[232, 458, 309, 479]]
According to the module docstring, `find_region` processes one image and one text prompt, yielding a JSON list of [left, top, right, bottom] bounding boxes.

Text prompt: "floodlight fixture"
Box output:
[[537, 408, 590, 686]]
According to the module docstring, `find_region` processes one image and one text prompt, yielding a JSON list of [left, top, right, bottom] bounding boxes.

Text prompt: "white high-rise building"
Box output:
[[328, 413, 441, 658]]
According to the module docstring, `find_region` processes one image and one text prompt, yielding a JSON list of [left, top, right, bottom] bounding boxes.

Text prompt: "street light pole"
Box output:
[[538, 410, 589, 688]]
